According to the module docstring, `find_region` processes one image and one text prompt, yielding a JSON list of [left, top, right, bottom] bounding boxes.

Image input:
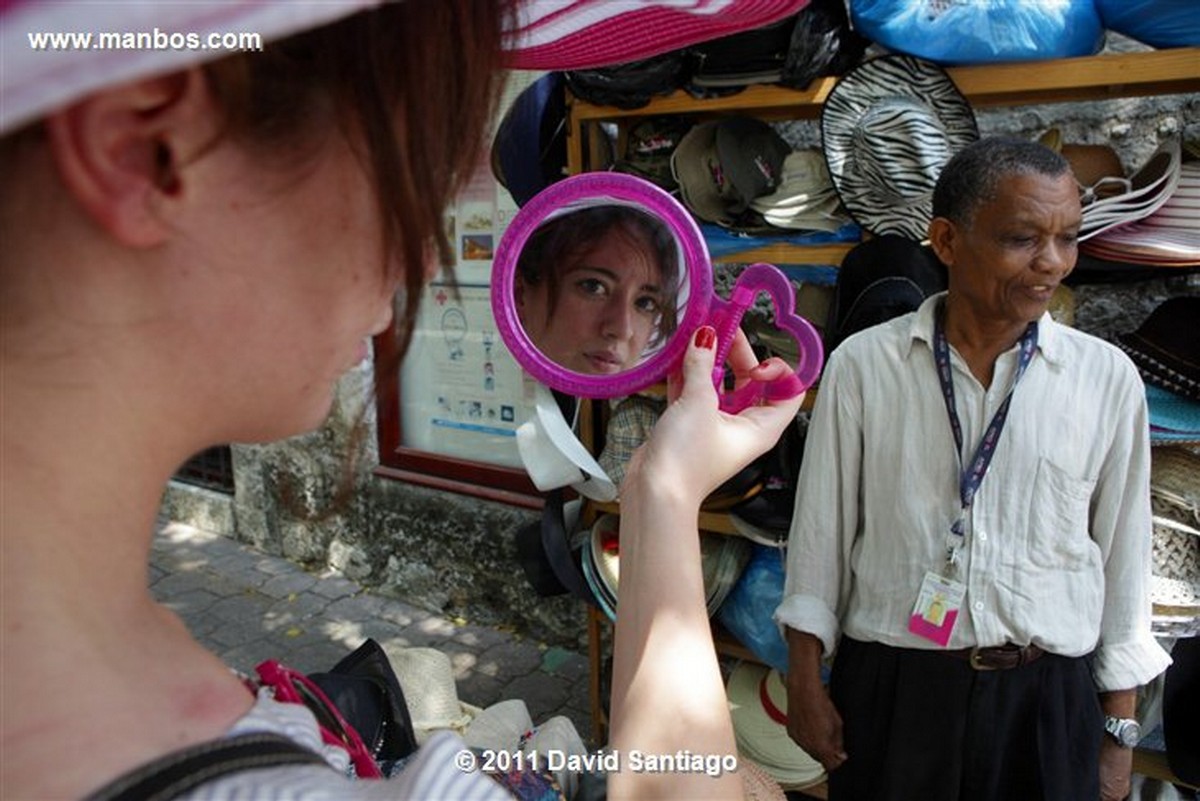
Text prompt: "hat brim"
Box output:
[[3, 0, 811, 134], [1145, 384, 1200, 433], [727, 663, 826, 789], [821, 55, 978, 242]]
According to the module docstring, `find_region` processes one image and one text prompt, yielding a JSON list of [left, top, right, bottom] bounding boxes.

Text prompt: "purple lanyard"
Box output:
[[933, 307, 1038, 558]]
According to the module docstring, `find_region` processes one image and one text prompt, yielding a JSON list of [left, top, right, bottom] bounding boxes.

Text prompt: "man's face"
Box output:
[[934, 171, 1082, 328]]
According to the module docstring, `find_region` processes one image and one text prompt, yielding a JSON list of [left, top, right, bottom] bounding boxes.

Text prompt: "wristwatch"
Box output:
[[1104, 716, 1141, 748]]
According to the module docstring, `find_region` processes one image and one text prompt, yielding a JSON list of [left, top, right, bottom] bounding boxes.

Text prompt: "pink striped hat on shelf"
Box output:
[[1, 0, 810, 134]]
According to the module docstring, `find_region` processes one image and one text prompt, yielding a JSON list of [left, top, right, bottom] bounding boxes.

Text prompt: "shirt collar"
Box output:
[[905, 291, 1064, 366]]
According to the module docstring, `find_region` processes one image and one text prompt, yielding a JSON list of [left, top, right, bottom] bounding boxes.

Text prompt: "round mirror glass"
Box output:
[[492, 173, 713, 399]]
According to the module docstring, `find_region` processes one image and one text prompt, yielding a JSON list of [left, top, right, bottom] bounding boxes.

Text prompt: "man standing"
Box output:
[[777, 137, 1170, 801]]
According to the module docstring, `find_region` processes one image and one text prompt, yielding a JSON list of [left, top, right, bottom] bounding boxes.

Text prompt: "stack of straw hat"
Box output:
[[1148, 446, 1200, 637], [463, 698, 588, 797], [583, 514, 752, 622], [1079, 138, 1200, 267], [727, 662, 827, 792]]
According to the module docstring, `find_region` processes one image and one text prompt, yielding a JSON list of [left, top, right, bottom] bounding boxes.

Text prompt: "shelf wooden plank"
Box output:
[[949, 47, 1200, 107], [569, 48, 1200, 121]]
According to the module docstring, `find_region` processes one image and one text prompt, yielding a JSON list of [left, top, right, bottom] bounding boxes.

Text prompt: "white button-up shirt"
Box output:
[[776, 293, 1171, 691]]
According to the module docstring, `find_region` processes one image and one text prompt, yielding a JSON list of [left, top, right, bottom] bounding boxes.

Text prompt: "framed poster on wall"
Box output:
[[375, 73, 547, 505]]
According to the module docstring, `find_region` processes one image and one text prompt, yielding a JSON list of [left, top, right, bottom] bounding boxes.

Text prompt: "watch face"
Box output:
[[1107, 718, 1141, 747]]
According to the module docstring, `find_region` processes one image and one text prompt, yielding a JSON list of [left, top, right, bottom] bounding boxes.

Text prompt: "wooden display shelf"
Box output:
[[567, 47, 1200, 173], [569, 48, 1200, 123]]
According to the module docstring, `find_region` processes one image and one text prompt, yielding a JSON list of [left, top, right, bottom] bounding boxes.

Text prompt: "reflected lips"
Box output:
[[585, 352, 623, 373]]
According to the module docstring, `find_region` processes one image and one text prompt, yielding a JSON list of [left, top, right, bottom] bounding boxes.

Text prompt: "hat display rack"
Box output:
[[562, 34, 1199, 797]]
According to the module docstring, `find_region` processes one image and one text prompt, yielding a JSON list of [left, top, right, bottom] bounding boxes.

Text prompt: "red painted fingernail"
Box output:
[[694, 325, 716, 350]]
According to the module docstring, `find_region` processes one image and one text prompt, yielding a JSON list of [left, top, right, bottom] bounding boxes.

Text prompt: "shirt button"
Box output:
[[978, 531, 988, 542], [974, 601, 984, 612]]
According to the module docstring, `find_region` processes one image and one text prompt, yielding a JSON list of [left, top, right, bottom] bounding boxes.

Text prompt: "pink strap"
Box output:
[[256, 659, 384, 779]]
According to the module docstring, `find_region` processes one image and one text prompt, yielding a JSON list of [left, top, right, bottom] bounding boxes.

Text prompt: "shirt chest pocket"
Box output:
[[1025, 456, 1101, 570]]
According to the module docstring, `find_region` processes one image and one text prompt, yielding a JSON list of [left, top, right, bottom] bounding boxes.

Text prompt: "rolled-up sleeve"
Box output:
[[1089, 369, 1171, 690], [775, 351, 863, 658]]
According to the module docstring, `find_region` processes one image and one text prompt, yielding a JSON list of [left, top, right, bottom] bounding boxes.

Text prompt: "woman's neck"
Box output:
[[1, 374, 252, 800]]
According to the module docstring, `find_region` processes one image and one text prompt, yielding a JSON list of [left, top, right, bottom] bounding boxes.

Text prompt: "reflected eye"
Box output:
[[634, 295, 662, 315], [576, 278, 609, 297]]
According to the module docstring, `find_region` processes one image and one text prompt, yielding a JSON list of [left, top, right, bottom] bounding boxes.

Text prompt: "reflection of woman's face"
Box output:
[[520, 232, 666, 375]]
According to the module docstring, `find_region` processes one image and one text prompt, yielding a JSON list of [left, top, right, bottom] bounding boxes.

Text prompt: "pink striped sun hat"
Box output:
[[1, 0, 810, 134]]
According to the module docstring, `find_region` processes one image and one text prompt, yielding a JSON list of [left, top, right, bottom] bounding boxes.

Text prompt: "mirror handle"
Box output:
[[707, 263, 824, 415]]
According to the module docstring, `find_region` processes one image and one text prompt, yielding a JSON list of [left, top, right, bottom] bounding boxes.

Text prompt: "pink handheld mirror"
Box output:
[[491, 172, 823, 412]]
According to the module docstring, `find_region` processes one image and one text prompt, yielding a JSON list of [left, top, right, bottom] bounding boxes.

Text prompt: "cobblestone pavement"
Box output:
[[150, 521, 595, 745]]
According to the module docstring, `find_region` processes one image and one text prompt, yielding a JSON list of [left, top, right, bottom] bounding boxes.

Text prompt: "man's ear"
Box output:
[[43, 68, 219, 248], [927, 216, 958, 269]]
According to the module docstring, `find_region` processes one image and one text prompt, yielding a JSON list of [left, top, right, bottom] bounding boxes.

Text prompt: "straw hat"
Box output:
[[740, 757, 788, 801], [727, 662, 826, 790], [1149, 447, 1200, 635], [1082, 162, 1200, 267], [463, 699, 534, 754], [465, 700, 587, 796], [1080, 138, 1183, 241], [586, 516, 751, 621], [821, 54, 978, 242], [388, 647, 481, 744]]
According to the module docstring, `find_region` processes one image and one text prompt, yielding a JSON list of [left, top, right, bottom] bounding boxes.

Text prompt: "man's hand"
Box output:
[[787, 675, 848, 772], [1099, 738, 1132, 801], [785, 630, 848, 771]]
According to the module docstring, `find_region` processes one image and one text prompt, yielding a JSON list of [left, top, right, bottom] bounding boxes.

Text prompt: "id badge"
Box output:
[[908, 571, 967, 646]]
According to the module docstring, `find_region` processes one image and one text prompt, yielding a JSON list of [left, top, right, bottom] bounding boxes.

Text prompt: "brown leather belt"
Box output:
[[945, 643, 1045, 671]]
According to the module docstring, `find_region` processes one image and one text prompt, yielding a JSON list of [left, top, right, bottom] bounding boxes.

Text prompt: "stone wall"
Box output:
[[162, 40, 1198, 652], [162, 358, 588, 651]]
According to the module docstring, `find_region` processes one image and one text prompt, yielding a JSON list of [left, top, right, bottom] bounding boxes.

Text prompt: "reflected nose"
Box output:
[[600, 298, 635, 341]]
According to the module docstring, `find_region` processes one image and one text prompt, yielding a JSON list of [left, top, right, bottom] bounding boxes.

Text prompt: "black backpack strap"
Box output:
[[84, 732, 330, 801]]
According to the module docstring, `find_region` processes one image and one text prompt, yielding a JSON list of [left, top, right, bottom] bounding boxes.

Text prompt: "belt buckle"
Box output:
[[968, 646, 998, 671]]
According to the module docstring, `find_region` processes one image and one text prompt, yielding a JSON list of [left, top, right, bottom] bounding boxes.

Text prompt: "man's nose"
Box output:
[[1036, 238, 1075, 275]]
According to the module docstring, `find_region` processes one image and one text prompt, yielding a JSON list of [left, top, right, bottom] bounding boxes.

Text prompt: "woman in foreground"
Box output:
[[0, 1, 803, 798]]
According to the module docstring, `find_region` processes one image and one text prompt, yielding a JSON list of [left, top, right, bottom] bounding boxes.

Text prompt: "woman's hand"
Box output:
[[626, 325, 804, 507]]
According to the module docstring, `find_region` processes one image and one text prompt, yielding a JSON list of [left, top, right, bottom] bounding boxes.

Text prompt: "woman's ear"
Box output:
[[43, 68, 218, 248]]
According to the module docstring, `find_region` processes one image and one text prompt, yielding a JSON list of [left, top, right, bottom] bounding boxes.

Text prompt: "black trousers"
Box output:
[[827, 637, 1103, 801]]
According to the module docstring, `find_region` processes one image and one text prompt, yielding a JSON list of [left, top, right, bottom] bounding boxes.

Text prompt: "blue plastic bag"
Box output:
[[716, 544, 790, 675], [1095, 0, 1200, 48], [849, 0, 1105, 65]]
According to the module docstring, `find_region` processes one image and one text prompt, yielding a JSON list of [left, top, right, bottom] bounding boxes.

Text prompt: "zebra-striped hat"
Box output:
[[821, 54, 978, 243]]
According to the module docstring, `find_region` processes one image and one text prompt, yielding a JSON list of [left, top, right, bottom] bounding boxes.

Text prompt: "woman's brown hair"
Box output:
[[204, 0, 513, 356], [198, 0, 513, 517]]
